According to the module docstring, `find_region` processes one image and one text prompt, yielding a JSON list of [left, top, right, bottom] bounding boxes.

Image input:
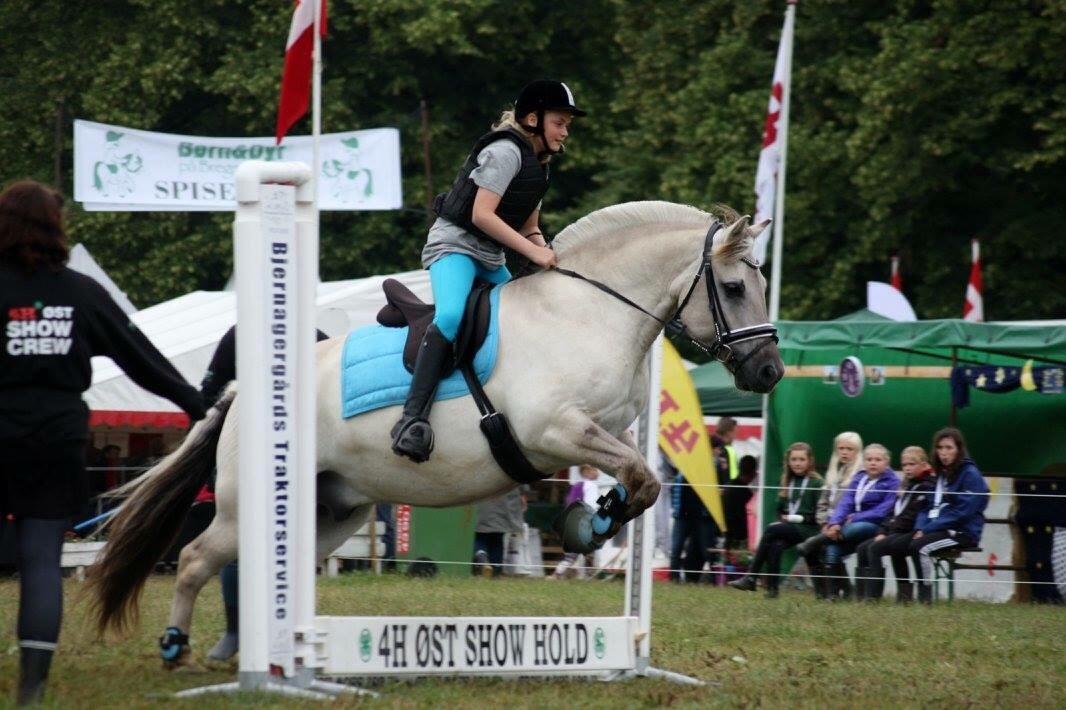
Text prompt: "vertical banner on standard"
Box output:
[[259, 183, 297, 676]]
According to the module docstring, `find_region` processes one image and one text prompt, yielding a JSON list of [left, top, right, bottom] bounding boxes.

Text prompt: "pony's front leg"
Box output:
[[541, 412, 661, 553]]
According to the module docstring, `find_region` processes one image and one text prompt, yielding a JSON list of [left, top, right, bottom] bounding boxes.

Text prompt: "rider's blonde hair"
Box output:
[[493, 109, 551, 163]]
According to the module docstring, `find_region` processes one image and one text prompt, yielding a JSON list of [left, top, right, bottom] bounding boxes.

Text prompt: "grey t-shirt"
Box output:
[[421, 139, 536, 270]]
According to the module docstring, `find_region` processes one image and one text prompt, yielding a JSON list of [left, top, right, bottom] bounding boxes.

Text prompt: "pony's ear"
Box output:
[[722, 215, 750, 243], [750, 218, 771, 240]]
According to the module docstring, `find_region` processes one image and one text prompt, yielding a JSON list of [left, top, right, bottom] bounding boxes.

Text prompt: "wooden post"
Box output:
[[420, 98, 434, 227]]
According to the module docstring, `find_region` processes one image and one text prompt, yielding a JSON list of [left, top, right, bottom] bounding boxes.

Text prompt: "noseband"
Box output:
[[554, 220, 778, 373]]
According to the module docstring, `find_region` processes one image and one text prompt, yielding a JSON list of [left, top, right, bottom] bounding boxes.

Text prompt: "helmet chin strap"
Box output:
[[520, 110, 562, 158]]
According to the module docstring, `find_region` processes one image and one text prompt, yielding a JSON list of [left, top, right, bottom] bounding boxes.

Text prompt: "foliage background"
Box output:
[[1, 0, 1063, 320]]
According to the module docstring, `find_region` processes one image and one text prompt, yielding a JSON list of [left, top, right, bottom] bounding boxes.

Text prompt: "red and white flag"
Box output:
[[963, 239, 984, 322], [276, 0, 327, 145], [753, 2, 796, 264], [890, 254, 902, 291]]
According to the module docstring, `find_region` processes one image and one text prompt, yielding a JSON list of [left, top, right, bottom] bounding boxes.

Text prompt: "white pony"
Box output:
[[87, 201, 783, 666]]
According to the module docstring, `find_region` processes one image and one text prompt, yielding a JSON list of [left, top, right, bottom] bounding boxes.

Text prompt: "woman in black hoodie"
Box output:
[[0, 180, 205, 704], [854, 446, 934, 602]]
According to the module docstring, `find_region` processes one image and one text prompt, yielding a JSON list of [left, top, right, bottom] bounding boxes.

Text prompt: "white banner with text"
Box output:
[[73, 119, 402, 211], [315, 616, 637, 676]]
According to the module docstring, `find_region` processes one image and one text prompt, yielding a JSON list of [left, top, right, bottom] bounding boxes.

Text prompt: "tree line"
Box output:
[[1, 0, 1062, 321]]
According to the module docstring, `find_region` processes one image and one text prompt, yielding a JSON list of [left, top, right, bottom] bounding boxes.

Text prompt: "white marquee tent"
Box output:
[[86, 270, 431, 428]]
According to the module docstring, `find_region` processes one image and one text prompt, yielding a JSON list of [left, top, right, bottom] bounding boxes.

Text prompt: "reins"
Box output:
[[553, 219, 778, 373]]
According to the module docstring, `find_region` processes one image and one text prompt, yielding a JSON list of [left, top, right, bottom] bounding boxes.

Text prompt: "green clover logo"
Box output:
[[359, 628, 372, 662]]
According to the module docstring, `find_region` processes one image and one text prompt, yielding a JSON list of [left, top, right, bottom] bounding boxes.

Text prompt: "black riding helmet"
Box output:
[[514, 80, 587, 143]]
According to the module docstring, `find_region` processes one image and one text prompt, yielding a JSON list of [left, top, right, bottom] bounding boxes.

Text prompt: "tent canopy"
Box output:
[[777, 317, 1066, 362], [87, 270, 431, 426]]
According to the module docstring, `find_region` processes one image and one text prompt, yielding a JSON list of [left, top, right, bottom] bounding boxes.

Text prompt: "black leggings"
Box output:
[[856, 532, 914, 581], [750, 522, 806, 588], [16, 518, 68, 651]]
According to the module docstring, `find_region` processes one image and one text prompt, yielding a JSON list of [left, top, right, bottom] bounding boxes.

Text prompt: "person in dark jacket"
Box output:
[[729, 442, 823, 598], [0, 180, 206, 704], [391, 80, 585, 463], [667, 454, 718, 582], [799, 444, 899, 600], [909, 427, 989, 604], [854, 445, 934, 602]]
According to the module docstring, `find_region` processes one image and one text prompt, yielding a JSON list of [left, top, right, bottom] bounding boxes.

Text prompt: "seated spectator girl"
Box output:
[[798, 431, 862, 598], [909, 427, 989, 604], [854, 446, 934, 603], [728, 442, 823, 598], [800, 443, 898, 600]]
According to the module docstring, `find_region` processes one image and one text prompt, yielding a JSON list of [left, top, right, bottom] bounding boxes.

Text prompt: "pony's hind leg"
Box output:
[[542, 411, 661, 553], [160, 516, 237, 669]]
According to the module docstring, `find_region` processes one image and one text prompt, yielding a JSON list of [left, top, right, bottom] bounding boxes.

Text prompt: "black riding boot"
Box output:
[[18, 647, 53, 706], [391, 325, 454, 463], [896, 581, 914, 604], [917, 581, 933, 605]]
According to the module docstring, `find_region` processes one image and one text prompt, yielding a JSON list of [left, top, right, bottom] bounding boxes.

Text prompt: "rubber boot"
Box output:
[[391, 325, 453, 463], [18, 647, 53, 706], [828, 562, 851, 601], [727, 575, 757, 592], [206, 605, 239, 661], [807, 560, 829, 600], [852, 562, 869, 596], [764, 574, 780, 599], [917, 581, 933, 605], [864, 566, 885, 602], [896, 581, 914, 604]]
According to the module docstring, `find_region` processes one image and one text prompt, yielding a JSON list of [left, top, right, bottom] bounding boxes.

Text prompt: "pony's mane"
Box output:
[[552, 201, 752, 261], [552, 201, 713, 255]]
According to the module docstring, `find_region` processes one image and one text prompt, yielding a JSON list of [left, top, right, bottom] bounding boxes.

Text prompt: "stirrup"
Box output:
[[391, 416, 434, 463]]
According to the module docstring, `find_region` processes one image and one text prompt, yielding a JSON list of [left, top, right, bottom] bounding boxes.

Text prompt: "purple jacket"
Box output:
[[828, 468, 900, 526]]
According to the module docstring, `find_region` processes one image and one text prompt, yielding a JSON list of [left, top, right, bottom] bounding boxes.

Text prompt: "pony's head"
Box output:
[[672, 212, 783, 393]]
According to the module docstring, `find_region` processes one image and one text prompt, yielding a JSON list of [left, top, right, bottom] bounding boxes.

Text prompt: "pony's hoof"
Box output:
[[553, 502, 604, 554], [159, 626, 198, 671]]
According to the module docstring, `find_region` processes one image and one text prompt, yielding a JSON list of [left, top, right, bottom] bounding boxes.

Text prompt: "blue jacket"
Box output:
[[915, 458, 988, 542], [828, 468, 900, 526]]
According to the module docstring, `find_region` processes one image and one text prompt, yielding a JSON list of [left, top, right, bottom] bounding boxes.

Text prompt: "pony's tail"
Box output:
[[85, 389, 236, 636]]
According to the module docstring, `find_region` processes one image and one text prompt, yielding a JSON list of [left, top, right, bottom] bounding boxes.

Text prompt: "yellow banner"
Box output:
[[658, 340, 726, 529]]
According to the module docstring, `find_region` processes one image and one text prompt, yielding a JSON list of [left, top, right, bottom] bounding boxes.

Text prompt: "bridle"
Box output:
[[554, 219, 778, 373]]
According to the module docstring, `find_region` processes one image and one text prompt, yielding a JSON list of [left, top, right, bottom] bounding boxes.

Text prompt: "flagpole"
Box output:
[[768, 0, 795, 323], [758, 0, 796, 539], [311, 0, 322, 209]]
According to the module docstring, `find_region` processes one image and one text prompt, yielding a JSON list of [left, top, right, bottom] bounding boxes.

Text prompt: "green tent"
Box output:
[[761, 317, 1066, 526], [690, 361, 763, 416]]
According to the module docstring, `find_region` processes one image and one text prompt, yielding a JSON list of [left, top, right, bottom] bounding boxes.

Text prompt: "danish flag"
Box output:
[[275, 0, 327, 145], [753, 2, 796, 263], [963, 239, 984, 322], [890, 254, 902, 292]]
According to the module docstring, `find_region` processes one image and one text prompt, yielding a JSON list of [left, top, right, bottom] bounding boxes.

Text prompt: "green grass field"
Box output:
[[0, 573, 1063, 708]]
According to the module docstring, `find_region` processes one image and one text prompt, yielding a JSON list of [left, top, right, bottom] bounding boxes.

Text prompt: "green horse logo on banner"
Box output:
[[92, 130, 144, 198], [322, 137, 374, 204]]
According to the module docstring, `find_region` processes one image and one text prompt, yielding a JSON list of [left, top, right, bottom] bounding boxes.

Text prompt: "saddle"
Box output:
[[376, 278, 493, 374], [375, 279, 549, 485]]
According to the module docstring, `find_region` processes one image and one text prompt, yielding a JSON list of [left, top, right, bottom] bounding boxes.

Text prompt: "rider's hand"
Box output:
[[530, 244, 557, 269], [874, 534, 886, 542]]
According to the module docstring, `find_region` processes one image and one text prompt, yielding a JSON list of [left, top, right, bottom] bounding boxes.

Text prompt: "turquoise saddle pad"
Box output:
[[340, 284, 502, 419]]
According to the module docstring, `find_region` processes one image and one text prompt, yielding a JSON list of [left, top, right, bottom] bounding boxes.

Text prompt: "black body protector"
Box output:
[[433, 128, 548, 245]]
